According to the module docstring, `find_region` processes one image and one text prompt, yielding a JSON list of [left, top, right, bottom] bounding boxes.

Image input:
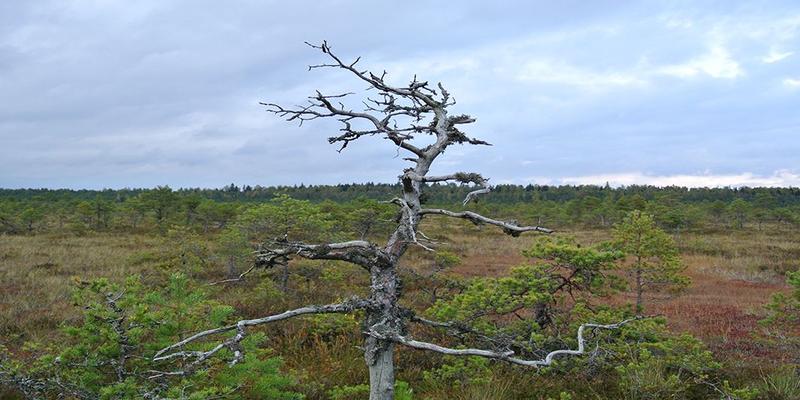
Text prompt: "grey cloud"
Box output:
[[1, 1, 799, 189]]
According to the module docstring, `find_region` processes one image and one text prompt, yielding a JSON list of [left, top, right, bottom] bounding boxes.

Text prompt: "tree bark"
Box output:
[[360, 136, 430, 399], [366, 338, 395, 400], [365, 264, 401, 400]]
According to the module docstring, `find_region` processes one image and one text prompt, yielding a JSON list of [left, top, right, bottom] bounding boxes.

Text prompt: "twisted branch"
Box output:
[[369, 317, 643, 367], [419, 208, 553, 236], [254, 239, 391, 271], [408, 171, 492, 205], [153, 298, 370, 372]]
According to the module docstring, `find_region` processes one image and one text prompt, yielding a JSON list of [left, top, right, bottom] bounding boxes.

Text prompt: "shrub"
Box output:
[[0, 273, 302, 399]]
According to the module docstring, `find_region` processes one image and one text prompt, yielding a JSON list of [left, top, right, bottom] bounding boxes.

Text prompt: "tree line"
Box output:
[[1, 184, 798, 236], [4, 183, 800, 204]]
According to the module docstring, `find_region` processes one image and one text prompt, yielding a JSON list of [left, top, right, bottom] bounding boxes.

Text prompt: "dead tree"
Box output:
[[155, 42, 638, 400]]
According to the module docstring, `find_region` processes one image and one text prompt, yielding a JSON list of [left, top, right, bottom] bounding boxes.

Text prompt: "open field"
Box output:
[[1, 220, 797, 398]]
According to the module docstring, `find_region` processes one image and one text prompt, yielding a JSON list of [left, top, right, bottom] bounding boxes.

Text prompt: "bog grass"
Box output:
[[1, 221, 797, 398]]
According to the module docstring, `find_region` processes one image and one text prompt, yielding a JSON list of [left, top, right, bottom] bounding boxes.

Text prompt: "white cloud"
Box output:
[[658, 46, 743, 79], [783, 78, 800, 88], [762, 49, 794, 63], [551, 170, 800, 188]]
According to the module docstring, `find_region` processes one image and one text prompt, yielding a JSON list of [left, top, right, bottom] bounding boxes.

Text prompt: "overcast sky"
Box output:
[[1, 1, 799, 189]]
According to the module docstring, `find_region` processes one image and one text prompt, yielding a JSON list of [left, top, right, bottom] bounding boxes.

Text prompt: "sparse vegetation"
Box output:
[[2, 191, 798, 398]]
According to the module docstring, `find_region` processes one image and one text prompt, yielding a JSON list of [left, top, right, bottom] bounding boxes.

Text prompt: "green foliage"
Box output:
[[616, 341, 713, 399], [762, 270, 800, 328], [394, 381, 413, 400], [328, 381, 412, 400], [164, 226, 211, 274], [221, 194, 336, 290], [428, 237, 625, 343], [213, 344, 303, 400], [328, 383, 370, 399], [0, 274, 301, 399], [422, 235, 752, 399], [138, 185, 179, 229], [406, 249, 465, 304], [217, 225, 251, 278], [433, 251, 461, 271], [428, 263, 553, 334], [19, 206, 44, 231], [761, 270, 800, 360], [727, 198, 752, 229], [613, 211, 689, 312], [334, 197, 396, 240], [196, 199, 238, 232], [422, 356, 492, 389], [523, 236, 626, 297], [3, 185, 800, 236], [305, 313, 361, 338], [756, 366, 800, 400], [234, 194, 334, 243], [120, 195, 148, 230], [612, 329, 758, 400]]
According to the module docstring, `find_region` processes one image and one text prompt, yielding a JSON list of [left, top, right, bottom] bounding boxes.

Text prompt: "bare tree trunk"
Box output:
[[366, 338, 395, 400], [365, 263, 401, 400]]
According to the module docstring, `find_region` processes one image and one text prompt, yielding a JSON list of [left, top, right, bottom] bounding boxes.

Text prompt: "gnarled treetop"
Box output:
[[261, 41, 490, 159]]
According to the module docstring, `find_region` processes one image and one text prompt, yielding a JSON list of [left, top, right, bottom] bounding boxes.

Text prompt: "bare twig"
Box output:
[[208, 265, 257, 286]]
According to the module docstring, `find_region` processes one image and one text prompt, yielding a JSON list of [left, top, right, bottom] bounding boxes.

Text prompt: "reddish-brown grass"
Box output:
[[408, 221, 797, 364], [1, 222, 797, 398]]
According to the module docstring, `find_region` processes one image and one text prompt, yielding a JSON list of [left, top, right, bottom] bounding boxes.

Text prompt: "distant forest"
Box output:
[[2, 183, 799, 236], [3, 183, 800, 204]]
